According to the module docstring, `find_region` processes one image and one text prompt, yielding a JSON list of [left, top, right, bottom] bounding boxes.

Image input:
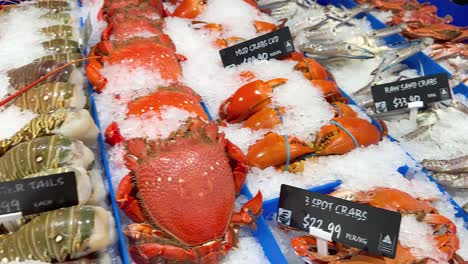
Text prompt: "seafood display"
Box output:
[[0, 0, 466, 263], [0, 1, 117, 263]]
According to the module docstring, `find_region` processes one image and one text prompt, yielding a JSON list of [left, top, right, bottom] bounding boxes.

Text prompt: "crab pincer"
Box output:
[[314, 117, 386, 155], [219, 78, 288, 123]]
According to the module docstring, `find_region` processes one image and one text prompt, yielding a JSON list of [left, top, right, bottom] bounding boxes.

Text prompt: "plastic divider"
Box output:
[[76, 1, 130, 262]]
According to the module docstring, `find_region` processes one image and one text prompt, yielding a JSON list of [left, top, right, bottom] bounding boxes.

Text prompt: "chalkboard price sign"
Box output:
[[0, 172, 79, 216], [277, 185, 402, 258]]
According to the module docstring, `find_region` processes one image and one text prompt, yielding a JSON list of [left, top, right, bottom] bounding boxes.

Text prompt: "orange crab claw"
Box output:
[[116, 174, 147, 223], [315, 117, 383, 155], [294, 58, 330, 80], [105, 121, 125, 146], [214, 36, 246, 49], [310, 80, 348, 103], [243, 107, 285, 130], [331, 102, 358, 118], [247, 132, 315, 169], [281, 51, 306, 62], [219, 78, 288, 123], [192, 21, 223, 33], [254, 19, 287, 33], [172, 0, 206, 19], [231, 191, 263, 228]]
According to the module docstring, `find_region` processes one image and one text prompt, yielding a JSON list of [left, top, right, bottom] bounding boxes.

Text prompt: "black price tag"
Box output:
[[0, 172, 79, 216], [277, 185, 402, 258], [219, 27, 295, 67], [371, 73, 451, 113]]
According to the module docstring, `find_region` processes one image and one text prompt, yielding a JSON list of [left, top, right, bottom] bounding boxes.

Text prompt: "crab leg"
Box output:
[[230, 192, 263, 228]]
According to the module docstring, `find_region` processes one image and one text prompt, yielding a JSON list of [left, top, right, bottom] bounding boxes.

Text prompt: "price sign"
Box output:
[[0, 172, 78, 216], [277, 185, 402, 258], [219, 27, 295, 67], [371, 73, 451, 113]]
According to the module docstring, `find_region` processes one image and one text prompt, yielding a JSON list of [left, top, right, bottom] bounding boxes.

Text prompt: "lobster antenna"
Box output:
[[0, 56, 101, 108]]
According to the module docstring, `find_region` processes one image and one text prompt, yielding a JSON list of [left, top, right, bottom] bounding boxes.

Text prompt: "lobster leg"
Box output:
[[85, 47, 107, 92]]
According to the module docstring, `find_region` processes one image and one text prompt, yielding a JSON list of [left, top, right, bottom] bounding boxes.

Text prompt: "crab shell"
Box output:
[[86, 36, 181, 92], [126, 85, 208, 120], [314, 117, 384, 155], [100, 0, 164, 20], [105, 2, 164, 20], [219, 78, 287, 123], [102, 15, 164, 41], [122, 118, 249, 246]]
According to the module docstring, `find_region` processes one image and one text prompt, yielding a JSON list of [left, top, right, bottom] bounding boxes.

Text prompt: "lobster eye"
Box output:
[[368, 191, 375, 197]]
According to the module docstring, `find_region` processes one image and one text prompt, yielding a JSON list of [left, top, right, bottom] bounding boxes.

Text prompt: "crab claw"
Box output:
[[105, 122, 125, 146], [116, 174, 146, 223], [254, 19, 287, 33], [310, 80, 348, 103], [243, 107, 285, 130], [315, 117, 383, 155], [231, 192, 263, 228], [247, 132, 315, 169], [294, 58, 329, 80], [282, 51, 305, 62], [172, 0, 206, 19], [219, 78, 287, 123], [331, 102, 357, 118]]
